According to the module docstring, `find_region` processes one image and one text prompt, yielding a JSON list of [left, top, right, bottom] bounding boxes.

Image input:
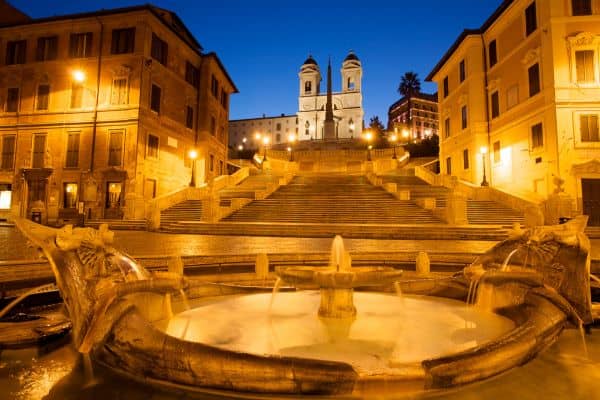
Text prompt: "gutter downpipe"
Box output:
[[90, 18, 104, 173], [481, 34, 492, 187]]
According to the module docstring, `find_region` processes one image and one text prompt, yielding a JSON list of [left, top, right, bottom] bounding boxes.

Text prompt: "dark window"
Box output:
[[6, 88, 19, 112], [444, 118, 451, 138], [459, 59, 466, 82], [150, 84, 161, 113], [151, 33, 168, 65], [581, 114, 600, 142], [446, 157, 452, 175], [111, 28, 135, 54], [210, 116, 216, 136], [1, 135, 15, 170], [220, 89, 228, 108], [65, 132, 80, 168], [219, 160, 224, 175], [69, 33, 92, 58], [32, 134, 46, 168], [276, 123, 281, 130], [575, 50, 595, 83], [108, 130, 123, 166], [463, 149, 469, 169], [147, 134, 159, 158], [36, 36, 58, 61], [36, 85, 49, 110], [461, 106, 468, 130], [491, 91, 500, 119], [209, 154, 214, 172], [305, 81, 312, 94], [70, 83, 83, 108], [531, 123, 543, 148], [186, 106, 194, 129], [443, 76, 449, 97], [572, 0, 592, 15], [528, 63, 541, 97], [211, 75, 219, 98], [525, 2, 537, 36], [493, 141, 501, 163], [185, 62, 199, 87], [111, 78, 128, 105], [489, 40, 498, 67], [6, 40, 26, 65]]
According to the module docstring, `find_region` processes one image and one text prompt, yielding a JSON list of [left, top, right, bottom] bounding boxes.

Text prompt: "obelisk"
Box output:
[[323, 58, 336, 140]]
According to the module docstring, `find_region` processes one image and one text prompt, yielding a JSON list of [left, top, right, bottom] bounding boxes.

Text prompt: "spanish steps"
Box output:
[[222, 174, 442, 224]]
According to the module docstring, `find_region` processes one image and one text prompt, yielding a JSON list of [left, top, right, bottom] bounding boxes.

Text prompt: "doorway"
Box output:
[[582, 179, 600, 226], [105, 181, 123, 219]]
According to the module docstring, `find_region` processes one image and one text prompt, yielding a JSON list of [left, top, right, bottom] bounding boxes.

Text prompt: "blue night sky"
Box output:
[[12, 1, 500, 124]]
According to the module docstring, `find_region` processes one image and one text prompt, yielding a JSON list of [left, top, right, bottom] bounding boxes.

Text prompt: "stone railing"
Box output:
[[266, 147, 405, 162], [146, 186, 210, 230]]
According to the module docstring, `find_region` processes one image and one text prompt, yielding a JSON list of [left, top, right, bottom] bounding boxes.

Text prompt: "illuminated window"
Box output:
[[1, 136, 15, 170], [36, 85, 49, 110], [147, 134, 159, 158], [70, 82, 83, 109], [111, 78, 129, 105], [36, 36, 57, 61], [63, 183, 78, 208], [111, 28, 135, 54], [6, 88, 19, 112], [32, 134, 46, 168], [572, 0, 592, 15], [528, 63, 540, 97], [65, 132, 80, 168], [69, 33, 92, 58], [0, 183, 11, 210], [108, 130, 123, 166], [525, 2, 537, 36], [580, 114, 600, 142], [575, 50, 595, 83], [531, 123, 543, 149], [493, 141, 501, 163]]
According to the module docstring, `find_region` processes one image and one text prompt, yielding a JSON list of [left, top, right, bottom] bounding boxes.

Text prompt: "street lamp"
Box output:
[[363, 130, 373, 161], [188, 149, 198, 187], [389, 133, 398, 159], [72, 69, 86, 83], [480, 146, 489, 187], [288, 133, 296, 161], [262, 136, 270, 161]]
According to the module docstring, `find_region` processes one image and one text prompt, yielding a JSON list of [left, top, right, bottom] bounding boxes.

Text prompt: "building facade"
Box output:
[[0, 5, 236, 224], [387, 92, 439, 140], [427, 0, 600, 225], [228, 114, 297, 151]]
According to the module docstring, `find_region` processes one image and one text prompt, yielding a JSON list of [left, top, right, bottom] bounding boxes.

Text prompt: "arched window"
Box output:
[[347, 77, 355, 90], [304, 81, 312, 94]]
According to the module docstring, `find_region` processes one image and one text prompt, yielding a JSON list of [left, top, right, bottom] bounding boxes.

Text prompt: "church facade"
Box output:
[[229, 51, 364, 148], [297, 53, 364, 141]]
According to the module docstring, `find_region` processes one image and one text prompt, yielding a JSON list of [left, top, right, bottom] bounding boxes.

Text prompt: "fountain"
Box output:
[[10, 216, 594, 396]]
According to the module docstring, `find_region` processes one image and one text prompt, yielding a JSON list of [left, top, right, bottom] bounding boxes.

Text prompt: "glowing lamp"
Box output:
[[480, 146, 488, 155], [188, 149, 198, 160], [72, 69, 86, 83]]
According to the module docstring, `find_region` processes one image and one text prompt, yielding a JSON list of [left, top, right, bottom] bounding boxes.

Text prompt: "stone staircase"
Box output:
[[160, 200, 203, 225], [223, 174, 441, 224], [380, 173, 524, 226]]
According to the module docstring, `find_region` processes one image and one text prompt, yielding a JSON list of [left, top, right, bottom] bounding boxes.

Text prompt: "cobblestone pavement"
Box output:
[[1, 226, 598, 261]]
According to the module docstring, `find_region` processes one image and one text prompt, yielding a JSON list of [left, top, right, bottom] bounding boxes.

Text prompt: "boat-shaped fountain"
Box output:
[[12, 217, 593, 396]]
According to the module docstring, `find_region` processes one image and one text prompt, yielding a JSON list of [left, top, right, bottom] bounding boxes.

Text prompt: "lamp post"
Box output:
[[363, 130, 373, 161], [188, 149, 198, 187], [288, 133, 296, 161], [389, 133, 398, 159], [480, 146, 489, 187]]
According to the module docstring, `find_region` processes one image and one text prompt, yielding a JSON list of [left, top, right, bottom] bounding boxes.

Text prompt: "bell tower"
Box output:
[[340, 51, 363, 138], [341, 51, 362, 93], [299, 55, 321, 97]]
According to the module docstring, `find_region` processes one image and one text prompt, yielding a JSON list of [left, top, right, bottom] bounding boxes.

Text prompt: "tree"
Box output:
[[397, 72, 421, 133], [368, 116, 386, 148]]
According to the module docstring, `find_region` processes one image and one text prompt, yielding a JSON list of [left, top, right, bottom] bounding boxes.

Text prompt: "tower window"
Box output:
[[305, 81, 312, 94], [347, 77, 355, 90]]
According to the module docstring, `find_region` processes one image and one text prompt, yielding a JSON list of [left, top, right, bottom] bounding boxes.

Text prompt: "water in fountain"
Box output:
[[179, 289, 190, 311], [0, 283, 56, 320], [268, 277, 283, 313], [329, 235, 350, 271], [501, 248, 520, 271]]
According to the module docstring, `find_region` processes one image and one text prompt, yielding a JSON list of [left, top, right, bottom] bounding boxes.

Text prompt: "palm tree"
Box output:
[[397, 72, 421, 135]]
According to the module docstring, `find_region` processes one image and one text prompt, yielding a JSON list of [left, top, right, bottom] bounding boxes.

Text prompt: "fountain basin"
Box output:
[[276, 266, 403, 289]]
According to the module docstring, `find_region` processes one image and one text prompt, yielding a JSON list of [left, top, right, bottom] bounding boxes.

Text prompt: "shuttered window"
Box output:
[[32, 135, 46, 168], [65, 133, 80, 168], [1, 136, 15, 170], [581, 115, 600, 142], [575, 50, 595, 83], [108, 131, 123, 166]]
